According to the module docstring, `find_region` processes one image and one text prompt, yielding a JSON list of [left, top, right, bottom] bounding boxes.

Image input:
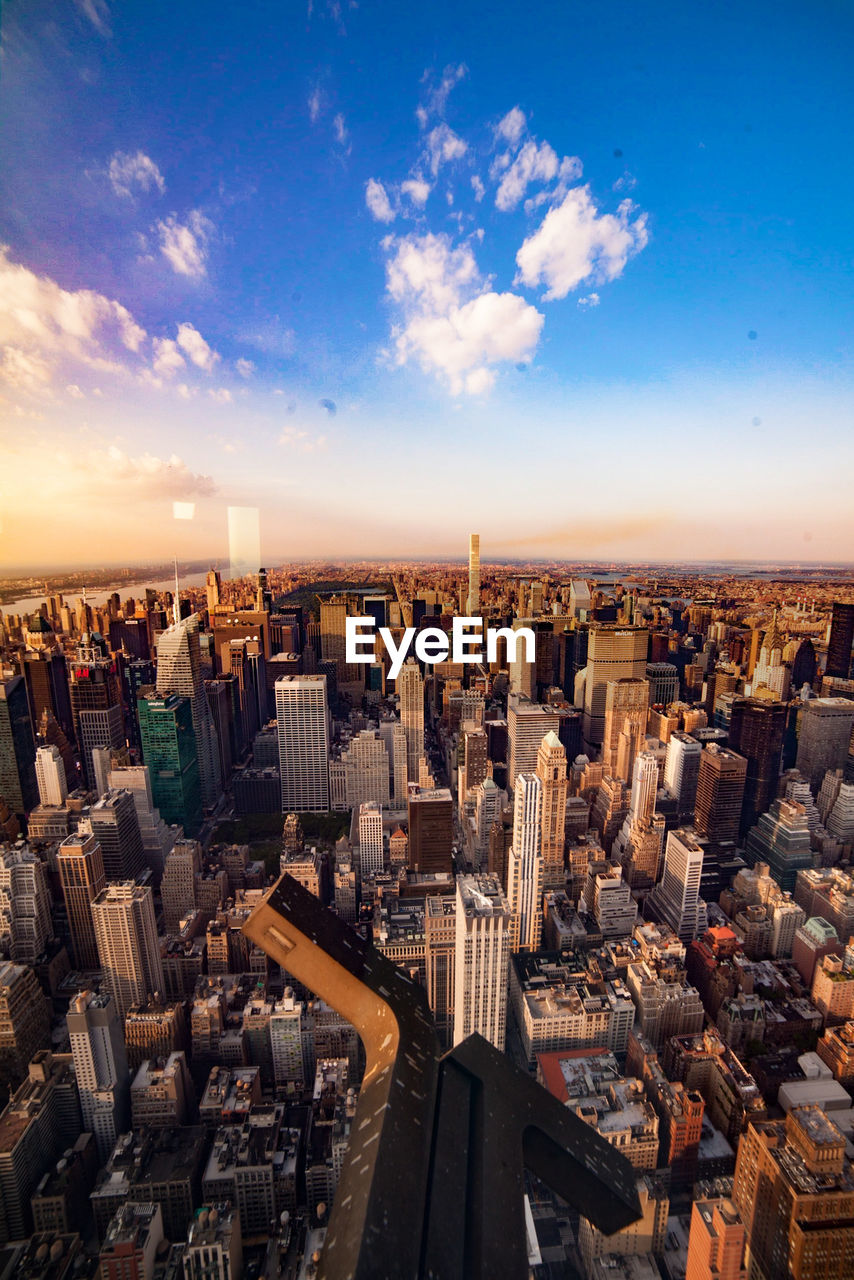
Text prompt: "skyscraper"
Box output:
[[506, 773, 543, 951], [407, 787, 453, 873], [57, 832, 106, 969], [90, 789, 146, 881], [582, 626, 649, 747], [727, 697, 786, 835], [733, 1106, 854, 1280], [0, 845, 52, 964], [92, 883, 164, 1020], [67, 989, 130, 1161], [647, 828, 708, 943], [694, 745, 747, 844], [453, 873, 512, 1051], [601, 677, 650, 782], [138, 691, 203, 835], [156, 614, 221, 810], [397, 659, 425, 784], [536, 731, 567, 891], [358, 801, 384, 876], [664, 731, 703, 822], [69, 657, 123, 790], [796, 698, 854, 790], [0, 676, 37, 817], [826, 602, 854, 680], [34, 744, 67, 806], [467, 533, 480, 614], [275, 675, 330, 811]]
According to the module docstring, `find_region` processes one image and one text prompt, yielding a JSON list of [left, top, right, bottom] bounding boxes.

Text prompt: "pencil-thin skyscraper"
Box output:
[[468, 533, 480, 614]]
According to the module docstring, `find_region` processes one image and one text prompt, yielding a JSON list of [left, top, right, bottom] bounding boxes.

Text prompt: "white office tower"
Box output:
[[647, 828, 709, 943], [537, 731, 567, 891], [397, 659, 425, 783], [579, 863, 638, 938], [358, 801, 384, 877], [275, 675, 330, 811], [827, 781, 854, 845], [611, 752, 666, 889], [663, 731, 703, 822], [35, 744, 67, 807], [0, 844, 53, 964], [67, 989, 130, 1160], [467, 533, 480, 614], [453, 874, 512, 1051], [270, 991, 305, 1089], [340, 730, 390, 809], [156, 613, 221, 808], [391, 723, 408, 803], [161, 838, 201, 932], [506, 773, 543, 952], [629, 750, 658, 826], [508, 694, 557, 785], [91, 882, 165, 1020], [473, 776, 503, 865], [107, 763, 176, 878]]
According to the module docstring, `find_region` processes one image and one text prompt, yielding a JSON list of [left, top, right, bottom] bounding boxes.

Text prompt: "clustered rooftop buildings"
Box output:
[[0, 549, 853, 1276]]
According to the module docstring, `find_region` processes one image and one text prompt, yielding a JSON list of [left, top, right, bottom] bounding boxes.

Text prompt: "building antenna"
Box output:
[[173, 555, 180, 626]]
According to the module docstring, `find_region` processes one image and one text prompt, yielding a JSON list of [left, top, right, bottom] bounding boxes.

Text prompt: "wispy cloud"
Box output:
[[235, 358, 255, 379], [75, 0, 112, 38], [425, 124, 467, 177], [308, 85, 323, 123], [279, 426, 329, 452], [333, 113, 350, 150], [176, 322, 218, 371], [108, 150, 165, 198], [416, 63, 467, 128], [365, 179, 395, 223], [156, 210, 213, 278]]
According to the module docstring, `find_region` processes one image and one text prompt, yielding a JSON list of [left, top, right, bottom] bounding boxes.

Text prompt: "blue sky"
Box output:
[[1, 0, 852, 568]]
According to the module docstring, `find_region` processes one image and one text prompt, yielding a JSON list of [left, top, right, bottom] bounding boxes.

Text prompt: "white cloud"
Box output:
[[0, 246, 148, 390], [152, 337, 186, 376], [401, 177, 431, 206], [516, 187, 649, 300], [176, 322, 218, 371], [416, 63, 467, 127], [98, 444, 216, 497], [75, 0, 112, 37], [208, 387, 232, 403], [308, 86, 323, 123], [279, 427, 328, 453], [235, 358, 255, 379], [471, 175, 485, 202], [66, 384, 85, 398], [494, 141, 582, 212], [333, 113, 349, 146], [383, 232, 543, 395], [156, 210, 213, 278], [577, 292, 600, 308], [0, 347, 52, 392], [496, 106, 526, 145], [426, 124, 467, 177], [108, 150, 165, 198], [365, 179, 395, 223]]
